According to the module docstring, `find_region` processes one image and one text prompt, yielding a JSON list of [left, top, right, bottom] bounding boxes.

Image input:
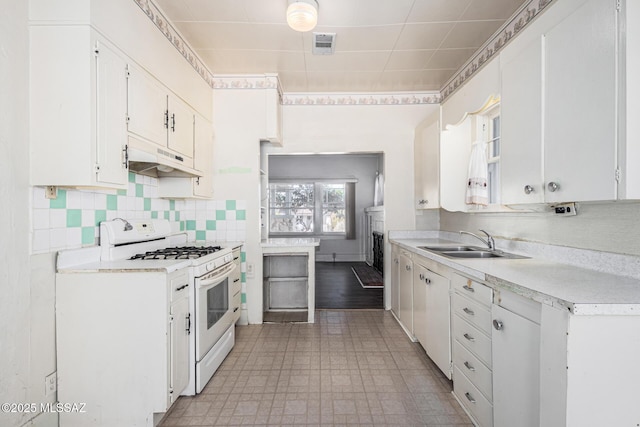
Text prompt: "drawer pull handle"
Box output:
[[405, 265, 411, 271], [465, 392, 476, 404], [462, 285, 475, 293], [493, 319, 504, 331], [463, 307, 474, 316], [463, 333, 475, 342], [419, 273, 425, 281], [464, 361, 476, 372]]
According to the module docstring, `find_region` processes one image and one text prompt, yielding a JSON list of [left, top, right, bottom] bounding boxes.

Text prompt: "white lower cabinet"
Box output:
[[451, 274, 493, 427], [413, 259, 451, 379], [492, 290, 541, 427], [390, 246, 400, 316], [231, 247, 242, 323], [398, 251, 414, 335], [169, 280, 190, 404]]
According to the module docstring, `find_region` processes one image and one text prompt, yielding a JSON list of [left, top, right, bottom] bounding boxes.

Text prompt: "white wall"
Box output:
[[264, 103, 438, 309], [268, 153, 380, 261], [0, 2, 46, 426]]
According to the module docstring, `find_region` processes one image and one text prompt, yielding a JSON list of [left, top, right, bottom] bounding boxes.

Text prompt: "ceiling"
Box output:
[[154, 0, 529, 93]]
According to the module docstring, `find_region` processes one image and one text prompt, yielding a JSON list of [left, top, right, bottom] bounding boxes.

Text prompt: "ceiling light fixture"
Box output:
[[287, 0, 319, 32]]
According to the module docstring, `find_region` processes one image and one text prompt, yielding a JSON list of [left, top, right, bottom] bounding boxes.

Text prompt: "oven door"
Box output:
[[196, 262, 236, 361]]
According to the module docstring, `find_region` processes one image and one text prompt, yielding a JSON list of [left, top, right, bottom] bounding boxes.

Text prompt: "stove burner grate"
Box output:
[[130, 245, 223, 260]]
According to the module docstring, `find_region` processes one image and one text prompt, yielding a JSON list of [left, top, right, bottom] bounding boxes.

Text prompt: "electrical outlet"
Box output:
[[246, 262, 254, 278], [45, 186, 57, 199], [553, 202, 577, 216], [45, 372, 57, 396]]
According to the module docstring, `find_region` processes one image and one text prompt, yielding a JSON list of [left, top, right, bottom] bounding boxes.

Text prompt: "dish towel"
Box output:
[[465, 140, 489, 206]]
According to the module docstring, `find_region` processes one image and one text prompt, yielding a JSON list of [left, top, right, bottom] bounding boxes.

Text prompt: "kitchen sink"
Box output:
[[417, 245, 483, 252], [442, 251, 503, 258], [418, 245, 529, 260]]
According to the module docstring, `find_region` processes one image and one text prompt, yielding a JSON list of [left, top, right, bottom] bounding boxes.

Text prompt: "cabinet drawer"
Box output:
[[453, 315, 492, 368], [451, 274, 492, 307], [453, 366, 493, 427], [453, 340, 492, 402], [452, 293, 492, 335]]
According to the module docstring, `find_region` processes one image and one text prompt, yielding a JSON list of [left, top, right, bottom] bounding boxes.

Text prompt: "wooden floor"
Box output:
[[315, 262, 384, 309]]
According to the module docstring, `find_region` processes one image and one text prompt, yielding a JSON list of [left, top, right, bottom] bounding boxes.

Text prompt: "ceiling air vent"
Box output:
[[312, 32, 336, 55]]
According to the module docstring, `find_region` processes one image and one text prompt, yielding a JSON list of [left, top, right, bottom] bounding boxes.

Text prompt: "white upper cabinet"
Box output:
[[500, 38, 544, 205], [263, 86, 283, 145], [30, 26, 128, 189], [544, 0, 618, 203], [159, 113, 214, 199], [127, 65, 195, 166], [414, 115, 440, 209]]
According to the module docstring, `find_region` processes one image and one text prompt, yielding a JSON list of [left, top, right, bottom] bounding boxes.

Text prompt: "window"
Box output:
[[477, 105, 501, 205], [269, 181, 354, 237]]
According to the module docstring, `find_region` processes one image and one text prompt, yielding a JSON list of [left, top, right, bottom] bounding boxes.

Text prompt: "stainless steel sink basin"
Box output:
[[442, 251, 503, 258], [418, 245, 529, 260], [417, 245, 483, 252]]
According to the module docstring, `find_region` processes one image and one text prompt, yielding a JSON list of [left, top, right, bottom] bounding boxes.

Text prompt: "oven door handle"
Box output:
[[198, 263, 236, 288]]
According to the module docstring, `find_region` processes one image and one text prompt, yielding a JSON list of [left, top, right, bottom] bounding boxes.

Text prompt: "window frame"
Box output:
[[268, 180, 349, 237]]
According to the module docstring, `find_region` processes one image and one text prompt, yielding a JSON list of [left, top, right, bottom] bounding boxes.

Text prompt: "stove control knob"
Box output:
[[206, 261, 215, 271]]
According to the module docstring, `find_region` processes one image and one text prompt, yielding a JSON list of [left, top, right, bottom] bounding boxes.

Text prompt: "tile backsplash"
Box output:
[[32, 172, 247, 254]]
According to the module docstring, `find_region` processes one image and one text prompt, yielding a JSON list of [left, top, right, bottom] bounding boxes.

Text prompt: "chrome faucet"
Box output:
[[460, 229, 495, 251]]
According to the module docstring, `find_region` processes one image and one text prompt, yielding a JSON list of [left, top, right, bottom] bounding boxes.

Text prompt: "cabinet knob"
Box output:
[[463, 307, 475, 316], [464, 392, 476, 404], [463, 361, 476, 372], [463, 333, 475, 342], [547, 182, 560, 192], [523, 185, 534, 194], [419, 273, 425, 281], [418, 199, 429, 205], [426, 278, 431, 284], [493, 319, 504, 331], [405, 265, 411, 271]]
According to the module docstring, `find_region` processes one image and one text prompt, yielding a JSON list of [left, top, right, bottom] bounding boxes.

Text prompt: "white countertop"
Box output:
[[391, 237, 640, 315], [261, 238, 321, 248], [57, 258, 192, 274]]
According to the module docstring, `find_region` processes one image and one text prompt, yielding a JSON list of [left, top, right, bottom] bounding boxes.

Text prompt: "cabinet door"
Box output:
[[492, 304, 540, 427], [414, 118, 440, 209], [500, 37, 544, 204], [168, 94, 195, 160], [424, 269, 451, 379], [127, 65, 168, 146], [193, 113, 214, 198], [390, 247, 400, 316], [398, 253, 413, 334], [544, 0, 617, 202], [169, 295, 190, 404], [95, 39, 129, 186], [412, 264, 428, 346]]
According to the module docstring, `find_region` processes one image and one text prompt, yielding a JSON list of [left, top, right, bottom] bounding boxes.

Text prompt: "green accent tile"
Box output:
[[180, 221, 185, 231], [95, 210, 107, 226], [136, 184, 143, 197], [163, 211, 170, 220], [236, 210, 246, 220], [226, 200, 236, 210], [186, 220, 196, 231], [216, 210, 226, 220], [106, 194, 117, 210], [144, 198, 151, 211], [241, 272, 246, 283], [195, 230, 206, 241], [170, 200, 175, 210], [241, 251, 246, 262], [241, 292, 246, 304], [81, 227, 95, 244], [151, 211, 158, 219], [128, 172, 136, 183], [175, 211, 180, 221], [117, 189, 126, 196], [206, 220, 216, 230], [66, 209, 82, 227], [49, 189, 67, 209]]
